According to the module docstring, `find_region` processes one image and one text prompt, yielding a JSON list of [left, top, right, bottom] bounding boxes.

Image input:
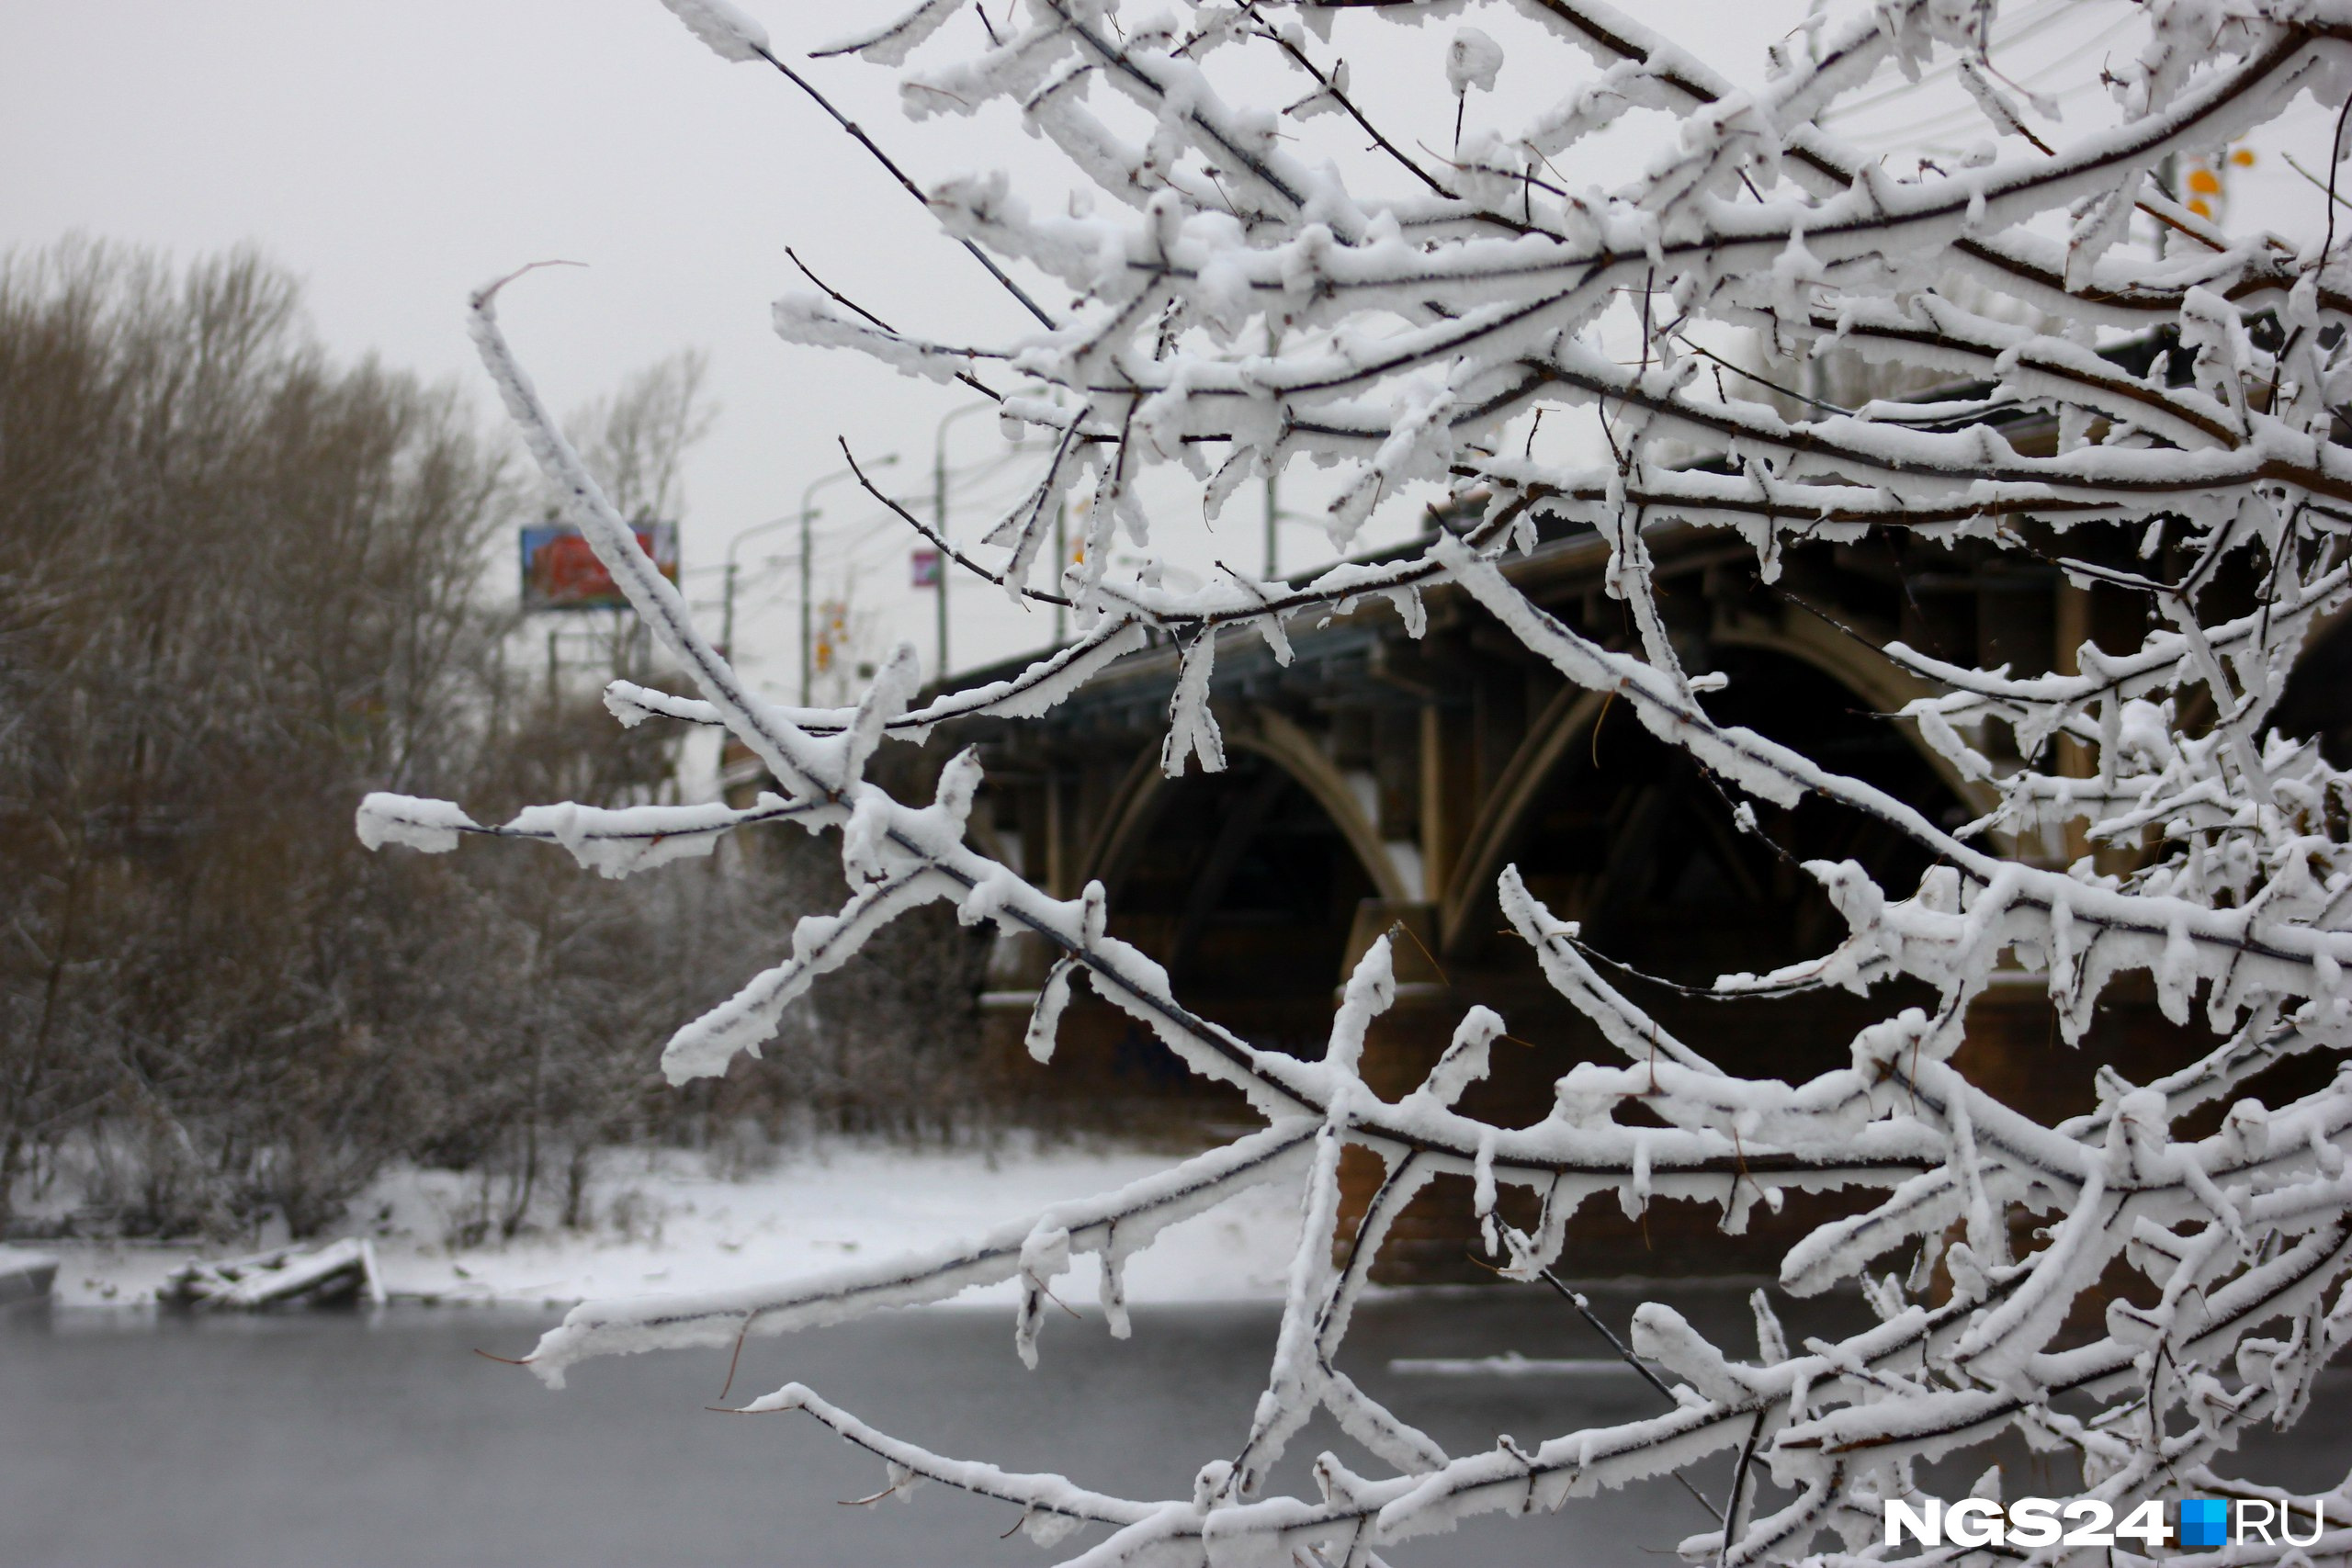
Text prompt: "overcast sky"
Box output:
[[3, 0, 1068, 692], [4, 0, 2337, 695]]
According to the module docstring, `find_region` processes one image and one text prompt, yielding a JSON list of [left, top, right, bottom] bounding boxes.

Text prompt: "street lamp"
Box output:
[[933, 402, 999, 682], [798, 458, 891, 706], [715, 454, 899, 699], [721, 514, 786, 666]]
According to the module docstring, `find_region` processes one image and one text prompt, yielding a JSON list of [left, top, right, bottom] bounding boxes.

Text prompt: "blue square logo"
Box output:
[[2180, 1498, 2229, 1548]]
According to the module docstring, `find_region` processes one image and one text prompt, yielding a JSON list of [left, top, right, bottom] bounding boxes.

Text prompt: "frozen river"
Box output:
[[6, 1286, 2347, 1567]]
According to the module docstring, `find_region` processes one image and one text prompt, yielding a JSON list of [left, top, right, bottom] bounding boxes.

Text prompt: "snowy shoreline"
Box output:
[[28, 1139, 1310, 1312]]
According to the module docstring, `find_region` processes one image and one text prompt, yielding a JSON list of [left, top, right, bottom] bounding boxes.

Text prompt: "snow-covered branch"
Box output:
[[361, 0, 2352, 1560]]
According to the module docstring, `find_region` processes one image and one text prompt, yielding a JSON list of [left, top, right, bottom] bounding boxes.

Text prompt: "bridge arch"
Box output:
[[1071, 709, 1407, 1055], [1083, 708, 1411, 908], [1438, 630, 1974, 976], [2272, 601, 2352, 764]]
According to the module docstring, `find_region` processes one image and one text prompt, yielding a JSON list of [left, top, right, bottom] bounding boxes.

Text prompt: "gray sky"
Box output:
[[5, 0, 2335, 694], [3, 0, 1052, 691]]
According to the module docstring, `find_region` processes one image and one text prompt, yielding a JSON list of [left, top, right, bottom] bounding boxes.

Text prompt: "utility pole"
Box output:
[[933, 403, 994, 682], [723, 520, 789, 666], [1263, 465, 1280, 581], [933, 441, 950, 680], [721, 452, 899, 678], [797, 463, 867, 706], [799, 499, 816, 705], [1053, 497, 1068, 646], [721, 556, 741, 660], [724, 456, 888, 709]]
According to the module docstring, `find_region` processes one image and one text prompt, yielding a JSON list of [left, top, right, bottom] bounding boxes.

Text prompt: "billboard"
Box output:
[[520, 522, 679, 612]]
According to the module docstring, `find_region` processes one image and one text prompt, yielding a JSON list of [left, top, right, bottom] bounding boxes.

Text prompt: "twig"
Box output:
[[1530, 1269, 1725, 1517], [1717, 1411, 1766, 1566], [785, 248, 1007, 407], [841, 435, 1070, 606], [746, 42, 1058, 330], [2324, 92, 2352, 262]]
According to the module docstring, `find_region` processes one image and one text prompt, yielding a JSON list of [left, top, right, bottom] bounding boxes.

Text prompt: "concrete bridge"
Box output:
[[864, 510, 2349, 1278]]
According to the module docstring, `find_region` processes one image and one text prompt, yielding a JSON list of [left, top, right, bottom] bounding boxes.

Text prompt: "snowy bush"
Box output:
[[366, 0, 2352, 1561]]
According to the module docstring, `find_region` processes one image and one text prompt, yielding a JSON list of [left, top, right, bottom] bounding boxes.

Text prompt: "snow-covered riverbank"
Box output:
[[32, 1138, 1306, 1311]]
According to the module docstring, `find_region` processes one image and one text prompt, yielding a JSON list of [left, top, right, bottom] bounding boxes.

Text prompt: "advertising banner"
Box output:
[[520, 522, 679, 612]]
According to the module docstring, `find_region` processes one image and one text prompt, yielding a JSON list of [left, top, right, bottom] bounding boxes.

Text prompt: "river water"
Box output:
[[5, 1285, 2346, 1567]]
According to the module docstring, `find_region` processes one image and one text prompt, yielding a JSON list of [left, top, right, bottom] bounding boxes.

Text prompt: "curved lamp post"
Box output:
[[716, 454, 899, 702], [933, 402, 999, 681]]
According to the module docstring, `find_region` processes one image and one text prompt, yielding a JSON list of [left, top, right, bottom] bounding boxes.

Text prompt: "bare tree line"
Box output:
[[0, 240, 986, 1243]]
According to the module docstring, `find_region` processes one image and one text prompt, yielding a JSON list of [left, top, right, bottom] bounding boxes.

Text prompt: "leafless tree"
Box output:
[[564, 347, 716, 527], [0, 239, 528, 1233], [0, 241, 991, 1241]]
